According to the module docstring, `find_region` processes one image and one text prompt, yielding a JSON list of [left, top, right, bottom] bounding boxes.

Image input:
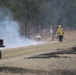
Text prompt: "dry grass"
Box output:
[[0, 31, 76, 75], [1, 39, 76, 59]]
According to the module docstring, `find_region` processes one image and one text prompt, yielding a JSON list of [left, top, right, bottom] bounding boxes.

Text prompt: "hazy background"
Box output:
[[0, 0, 76, 48], [0, 0, 76, 38]]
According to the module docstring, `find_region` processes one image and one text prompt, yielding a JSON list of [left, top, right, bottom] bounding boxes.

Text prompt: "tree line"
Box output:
[[0, 0, 76, 38]]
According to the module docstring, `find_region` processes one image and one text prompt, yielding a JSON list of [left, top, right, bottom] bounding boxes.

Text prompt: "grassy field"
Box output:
[[0, 39, 76, 75], [1, 39, 76, 59]]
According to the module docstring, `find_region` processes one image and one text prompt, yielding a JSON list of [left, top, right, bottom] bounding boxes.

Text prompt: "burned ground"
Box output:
[[26, 47, 76, 59], [0, 66, 76, 75]]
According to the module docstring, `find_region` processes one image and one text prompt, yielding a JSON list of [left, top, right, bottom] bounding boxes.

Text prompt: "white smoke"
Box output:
[[0, 8, 43, 48]]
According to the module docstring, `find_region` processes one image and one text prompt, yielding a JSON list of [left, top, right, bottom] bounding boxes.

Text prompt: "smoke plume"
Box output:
[[0, 8, 42, 48]]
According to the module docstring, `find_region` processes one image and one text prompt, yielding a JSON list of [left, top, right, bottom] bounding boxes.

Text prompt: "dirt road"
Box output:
[[0, 40, 76, 75]]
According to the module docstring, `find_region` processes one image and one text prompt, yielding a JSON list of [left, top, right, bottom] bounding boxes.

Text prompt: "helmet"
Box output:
[[58, 25, 61, 27]]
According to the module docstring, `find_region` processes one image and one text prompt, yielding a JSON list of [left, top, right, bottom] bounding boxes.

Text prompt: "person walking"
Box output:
[[56, 25, 64, 42]]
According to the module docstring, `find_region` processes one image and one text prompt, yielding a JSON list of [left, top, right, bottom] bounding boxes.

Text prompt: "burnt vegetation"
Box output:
[[0, 66, 76, 75], [26, 47, 76, 59]]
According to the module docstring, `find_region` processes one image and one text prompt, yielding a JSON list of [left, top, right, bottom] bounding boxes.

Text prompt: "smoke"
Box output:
[[0, 8, 42, 48]]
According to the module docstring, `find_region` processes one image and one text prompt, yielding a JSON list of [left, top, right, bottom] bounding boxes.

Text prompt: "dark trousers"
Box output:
[[59, 36, 63, 42]]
